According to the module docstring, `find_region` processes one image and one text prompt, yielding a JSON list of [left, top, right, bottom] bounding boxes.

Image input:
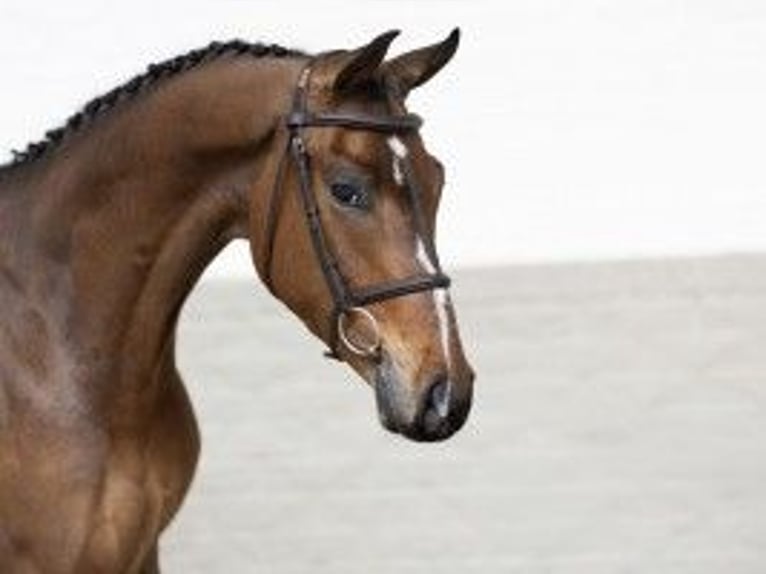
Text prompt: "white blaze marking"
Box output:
[[387, 136, 408, 186], [415, 239, 436, 274], [387, 136, 408, 159], [434, 288, 453, 372], [416, 239, 453, 371], [389, 136, 453, 370]]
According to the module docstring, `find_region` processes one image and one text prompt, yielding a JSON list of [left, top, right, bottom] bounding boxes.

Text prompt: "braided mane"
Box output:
[[1, 40, 305, 172]]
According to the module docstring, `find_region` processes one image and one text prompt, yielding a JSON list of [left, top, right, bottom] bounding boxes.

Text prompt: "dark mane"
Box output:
[[1, 40, 305, 173]]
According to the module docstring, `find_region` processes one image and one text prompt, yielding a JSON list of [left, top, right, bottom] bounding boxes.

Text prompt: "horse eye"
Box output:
[[330, 182, 367, 208]]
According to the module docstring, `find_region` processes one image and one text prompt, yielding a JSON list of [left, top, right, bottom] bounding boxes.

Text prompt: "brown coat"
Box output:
[[0, 31, 473, 573]]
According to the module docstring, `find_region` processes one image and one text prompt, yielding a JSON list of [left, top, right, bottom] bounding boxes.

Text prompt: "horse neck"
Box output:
[[7, 55, 306, 393]]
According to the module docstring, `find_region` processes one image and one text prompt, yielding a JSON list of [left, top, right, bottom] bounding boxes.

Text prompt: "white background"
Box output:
[[1, 1, 765, 276]]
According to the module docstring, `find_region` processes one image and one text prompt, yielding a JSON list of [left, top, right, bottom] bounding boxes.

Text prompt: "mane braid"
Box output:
[[1, 40, 305, 172]]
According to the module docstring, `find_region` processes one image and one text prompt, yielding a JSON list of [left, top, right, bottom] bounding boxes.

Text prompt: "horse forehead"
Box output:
[[325, 128, 391, 167], [323, 125, 425, 164]]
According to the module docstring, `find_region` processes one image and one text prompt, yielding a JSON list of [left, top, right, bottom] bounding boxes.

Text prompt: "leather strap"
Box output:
[[260, 136, 292, 292], [288, 111, 423, 133], [350, 273, 451, 308]]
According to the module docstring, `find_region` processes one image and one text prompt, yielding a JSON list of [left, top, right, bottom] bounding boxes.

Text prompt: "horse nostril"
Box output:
[[426, 376, 450, 420]]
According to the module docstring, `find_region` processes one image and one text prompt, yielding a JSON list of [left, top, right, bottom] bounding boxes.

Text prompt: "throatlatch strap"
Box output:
[[260, 137, 293, 293]]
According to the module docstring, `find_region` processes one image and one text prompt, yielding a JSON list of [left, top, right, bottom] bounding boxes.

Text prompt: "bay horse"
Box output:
[[0, 30, 474, 573]]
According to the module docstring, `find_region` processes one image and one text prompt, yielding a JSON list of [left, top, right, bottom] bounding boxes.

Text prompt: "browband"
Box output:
[[287, 111, 423, 133]]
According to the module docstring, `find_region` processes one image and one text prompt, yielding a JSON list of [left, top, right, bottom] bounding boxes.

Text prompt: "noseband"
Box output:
[[261, 60, 450, 361]]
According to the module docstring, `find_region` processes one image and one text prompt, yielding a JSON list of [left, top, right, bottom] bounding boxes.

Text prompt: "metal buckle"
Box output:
[[337, 306, 382, 360]]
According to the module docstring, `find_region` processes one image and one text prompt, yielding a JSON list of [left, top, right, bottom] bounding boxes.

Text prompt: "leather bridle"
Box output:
[[261, 60, 450, 361]]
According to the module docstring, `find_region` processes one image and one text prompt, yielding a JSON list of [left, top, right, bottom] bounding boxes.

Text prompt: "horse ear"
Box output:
[[384, 28, 461, 95], [332, 30, 401, 93]]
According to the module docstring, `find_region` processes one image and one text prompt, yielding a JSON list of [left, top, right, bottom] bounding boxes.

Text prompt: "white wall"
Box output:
[[1, 1, 765, 276]]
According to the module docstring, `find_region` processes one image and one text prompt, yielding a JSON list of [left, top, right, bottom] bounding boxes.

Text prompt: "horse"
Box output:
[[0, 30, 474, 573]]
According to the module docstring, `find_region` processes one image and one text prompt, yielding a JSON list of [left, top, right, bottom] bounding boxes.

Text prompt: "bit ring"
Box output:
[[337, 307, 382, 359]]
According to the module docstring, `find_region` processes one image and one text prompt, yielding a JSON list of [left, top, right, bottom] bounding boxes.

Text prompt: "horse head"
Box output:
[[251, 31, 474, 442]]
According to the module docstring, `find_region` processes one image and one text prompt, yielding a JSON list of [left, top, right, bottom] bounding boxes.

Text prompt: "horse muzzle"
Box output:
[[373, 355, 474, 442]]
